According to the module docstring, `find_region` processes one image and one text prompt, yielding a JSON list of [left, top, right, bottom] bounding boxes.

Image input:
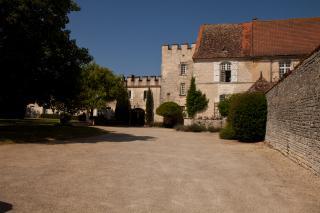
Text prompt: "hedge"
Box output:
[[220, 92, 267, 142]]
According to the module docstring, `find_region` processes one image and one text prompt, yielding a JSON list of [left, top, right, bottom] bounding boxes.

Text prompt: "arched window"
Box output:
[[220, 62, 231, 82]]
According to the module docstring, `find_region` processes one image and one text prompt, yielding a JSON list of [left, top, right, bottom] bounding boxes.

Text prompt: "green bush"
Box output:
[[186, 77, 209, 118], [219, 124, 236, 139], [218, 98, 230, 117], [156, 102, 183, 128], [221, 92, 267, 142], [218, 94, 240, 117]]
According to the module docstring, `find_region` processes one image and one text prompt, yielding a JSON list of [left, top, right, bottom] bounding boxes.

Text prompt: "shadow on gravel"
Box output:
[[26, 132, 155, 144], [83, 132, 156, 143], [0, 201, 13, 212]]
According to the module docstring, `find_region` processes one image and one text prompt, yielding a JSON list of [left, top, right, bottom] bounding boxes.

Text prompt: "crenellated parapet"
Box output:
[[162, 43, 195, 52], [125, 75, 161, 88]]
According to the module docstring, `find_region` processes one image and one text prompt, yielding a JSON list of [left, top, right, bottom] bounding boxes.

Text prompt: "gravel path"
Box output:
[[0, 126, 319, 213]]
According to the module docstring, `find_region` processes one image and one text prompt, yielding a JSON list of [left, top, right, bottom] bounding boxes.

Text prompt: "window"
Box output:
[[143, 90, 147, 100], [279, 60, 291, 78], [220, 62, 231, 82], [180, 64, 187, 75], [180, 83, 186, 96], [219, 94, 226, 102]]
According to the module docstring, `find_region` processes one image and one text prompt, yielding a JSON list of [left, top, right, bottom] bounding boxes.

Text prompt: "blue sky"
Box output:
[[68, 0, 320, 76]]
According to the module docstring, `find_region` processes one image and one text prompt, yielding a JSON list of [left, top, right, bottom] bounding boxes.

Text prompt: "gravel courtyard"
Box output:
[[0, 126, 319, 213]]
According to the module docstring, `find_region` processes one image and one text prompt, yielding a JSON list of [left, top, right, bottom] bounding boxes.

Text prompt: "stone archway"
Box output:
[[131, 108, 145, 126]]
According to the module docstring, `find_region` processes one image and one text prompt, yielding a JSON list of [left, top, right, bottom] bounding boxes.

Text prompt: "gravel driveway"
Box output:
[[0, 126, 319, 213]]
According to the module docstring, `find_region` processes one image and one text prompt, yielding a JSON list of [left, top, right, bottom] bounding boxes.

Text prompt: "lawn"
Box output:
[[0, 119, 108, 144]]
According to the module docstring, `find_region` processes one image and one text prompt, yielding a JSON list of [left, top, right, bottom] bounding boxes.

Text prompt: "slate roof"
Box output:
[[193, 17, 320, 60]]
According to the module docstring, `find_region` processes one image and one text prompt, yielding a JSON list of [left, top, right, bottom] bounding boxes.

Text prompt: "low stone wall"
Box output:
[[265, 47, 320, 175], [184, 118, 226, 129]]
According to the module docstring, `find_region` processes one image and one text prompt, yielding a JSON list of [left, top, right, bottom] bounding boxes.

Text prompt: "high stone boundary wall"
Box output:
[[265, 47, 320, 175]]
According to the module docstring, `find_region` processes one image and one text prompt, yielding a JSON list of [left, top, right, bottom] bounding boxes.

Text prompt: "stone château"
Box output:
[[126, 17, 320, 120]]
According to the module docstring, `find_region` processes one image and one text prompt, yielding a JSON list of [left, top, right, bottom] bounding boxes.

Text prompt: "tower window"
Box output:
[[180, 64, 187, 75], [180, 83, 186, 96]]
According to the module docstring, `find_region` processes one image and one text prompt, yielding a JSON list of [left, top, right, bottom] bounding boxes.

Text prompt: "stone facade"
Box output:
[[265, 47, 320, 174], [161, 43, 301, 118], [160, 44, 195, 107], [125, 75, 162, 122]]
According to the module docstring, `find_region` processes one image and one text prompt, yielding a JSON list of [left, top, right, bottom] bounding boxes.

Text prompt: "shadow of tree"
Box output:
[[74, 132, 156, 143], [0, 119, 156, 144], [0, 201, 13, 213]]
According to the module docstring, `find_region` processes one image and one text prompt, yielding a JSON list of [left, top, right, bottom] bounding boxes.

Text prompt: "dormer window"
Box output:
[[220, 62, 231, 82], [180, 64, 187, 75], [279, 60, 291, 78]]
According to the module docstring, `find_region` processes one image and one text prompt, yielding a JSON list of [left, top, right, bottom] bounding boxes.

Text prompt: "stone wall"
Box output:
[[126, 75, 162, 122], [265, 47, 320, 175]]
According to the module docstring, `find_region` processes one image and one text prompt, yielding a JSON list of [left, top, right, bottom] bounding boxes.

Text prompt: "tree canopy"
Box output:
[[79, 63, 120, 116], [0, 0, 92, 117]]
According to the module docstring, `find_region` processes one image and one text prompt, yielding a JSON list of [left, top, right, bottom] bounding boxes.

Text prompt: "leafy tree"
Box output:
[[79, 63, 119, 118], [0, 0, 92, 118], [145, 88, 154, 125], [156, 102, 183, 128], [186, 77, 209, 118]]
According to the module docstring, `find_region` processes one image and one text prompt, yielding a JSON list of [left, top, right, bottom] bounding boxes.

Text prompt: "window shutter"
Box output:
[[231, 62, 238, 82], [213, 63, 220, 82]]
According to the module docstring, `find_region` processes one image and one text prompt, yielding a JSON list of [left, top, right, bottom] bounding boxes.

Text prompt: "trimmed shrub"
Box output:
[[156, 102, 183, 128], [221, 92, 267, 142], [231, 92, 267, 142], [219, 124, 236, 139]]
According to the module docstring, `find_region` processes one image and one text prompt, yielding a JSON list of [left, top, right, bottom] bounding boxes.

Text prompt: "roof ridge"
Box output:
[[201, 17, 320, 26]]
